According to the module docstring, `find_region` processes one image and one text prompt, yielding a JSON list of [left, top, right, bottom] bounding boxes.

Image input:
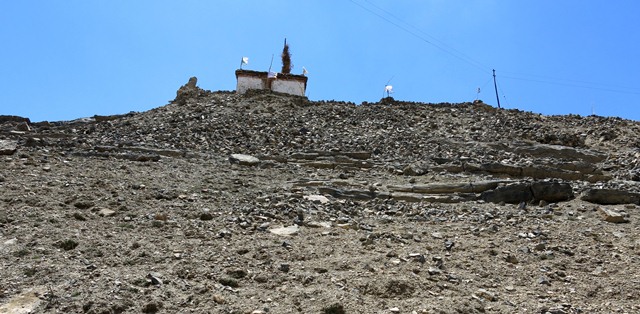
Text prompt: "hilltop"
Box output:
[[1, 81, 640, 313]]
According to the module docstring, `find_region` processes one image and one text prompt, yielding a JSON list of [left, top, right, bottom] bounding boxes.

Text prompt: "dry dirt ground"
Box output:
[[2, 86, 640, 313]]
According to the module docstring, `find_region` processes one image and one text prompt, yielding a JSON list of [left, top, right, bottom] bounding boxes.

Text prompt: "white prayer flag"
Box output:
[[302, 67, 308, 76], [240, 56, 249, 69], [268, 71, 278, 78], [385, 85, 393, 93]]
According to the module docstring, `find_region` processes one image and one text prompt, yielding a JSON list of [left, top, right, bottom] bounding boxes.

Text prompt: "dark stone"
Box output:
[[200, 212, 214, 221], [322, 303, 346, 314], [141, 301, 162, 313], [74, 200, 95, 209], [531, 181, 573, 202], [279, 263, 290, 273], [58, 239, 79, 251], [481, 183, 533, 204], [0, 115, 30, 124], [581, 189, 640, 205], [218, 277, 239, 288], [226, 268, 248, 279]]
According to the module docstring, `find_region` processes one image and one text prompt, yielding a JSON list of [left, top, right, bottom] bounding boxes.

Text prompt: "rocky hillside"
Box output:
[[1, 80, 640, 313]]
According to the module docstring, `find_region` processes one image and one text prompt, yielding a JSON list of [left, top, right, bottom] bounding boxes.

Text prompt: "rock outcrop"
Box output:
[[581, 188, 640, 205], [174, 76, 205, 105], [0, 140, 17, 155]]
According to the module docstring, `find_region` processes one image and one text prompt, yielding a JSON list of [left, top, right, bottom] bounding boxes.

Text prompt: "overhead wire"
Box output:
[[349, 0, 506, 105], [500, 74, 640, 96], [500, 70, 640, 92], [496, 81, 512, 108], [348, 0, 491, 74], [349, 0, 640, 104], [361, 0, 491, 74]]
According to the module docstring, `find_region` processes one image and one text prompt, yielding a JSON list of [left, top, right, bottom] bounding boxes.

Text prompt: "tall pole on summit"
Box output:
[[493, 69, 501, 109]]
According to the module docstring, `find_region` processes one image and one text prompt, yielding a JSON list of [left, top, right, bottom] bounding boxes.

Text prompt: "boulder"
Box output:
[[531, 181, 573, 202], [229, 154, 260, 166], [269, 225, 299, 236], [97, 208, 117, 217], [597, 207, 629, 223], [481, 183, 533, 204], [482, 181, 574, 204], [303, 195, 330, 204], [0, 140, 18, 155], [581, 189, 640, 205]]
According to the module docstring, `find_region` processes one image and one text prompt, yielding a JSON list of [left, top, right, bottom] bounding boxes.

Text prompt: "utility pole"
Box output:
[[493, 69, 501, 109]]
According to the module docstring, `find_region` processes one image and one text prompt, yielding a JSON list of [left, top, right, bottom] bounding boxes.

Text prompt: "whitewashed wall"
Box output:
[[236, 76, 265, 94], [271, 80, 306, 97]]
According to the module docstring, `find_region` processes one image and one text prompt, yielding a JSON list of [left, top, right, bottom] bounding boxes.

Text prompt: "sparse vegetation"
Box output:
[[23, 267, 37, 277], [323, 303, 346, 314], [218, 277, 239, 288], [13, 248, 29, 257], [58, 239, 78, 251]]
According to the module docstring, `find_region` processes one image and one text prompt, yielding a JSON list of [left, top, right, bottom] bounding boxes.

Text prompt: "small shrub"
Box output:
[[13, 249, 29, 257], [24, 267, 37, 277], [58, 239, 78, 251], [323, 303, 346, 314], [218, 277, 239, 288], [72, 213, 86, 221]]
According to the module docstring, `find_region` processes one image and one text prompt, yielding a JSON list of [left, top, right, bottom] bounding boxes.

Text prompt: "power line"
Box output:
[[479, 77, 493, 90], [501, 74, 640, 95], [500, 70, 640, 92], [361, 0, 491, 73], [349, 0, 640, 104], [348, 0, 491, 74], [496, 80, 512, 108]]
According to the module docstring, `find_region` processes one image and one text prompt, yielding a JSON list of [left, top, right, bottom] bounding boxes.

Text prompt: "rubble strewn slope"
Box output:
[[1, 85, 640, 313]]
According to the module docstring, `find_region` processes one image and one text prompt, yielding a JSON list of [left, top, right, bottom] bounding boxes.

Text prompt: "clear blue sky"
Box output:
[[2, 1, 639, 122]]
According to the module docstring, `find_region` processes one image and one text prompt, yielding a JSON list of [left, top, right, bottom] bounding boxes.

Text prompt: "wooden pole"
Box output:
[[493, 69, 501, 109]]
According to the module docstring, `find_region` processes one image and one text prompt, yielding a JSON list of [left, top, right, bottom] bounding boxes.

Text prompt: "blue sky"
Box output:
[[2, 1, 639, 122]]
